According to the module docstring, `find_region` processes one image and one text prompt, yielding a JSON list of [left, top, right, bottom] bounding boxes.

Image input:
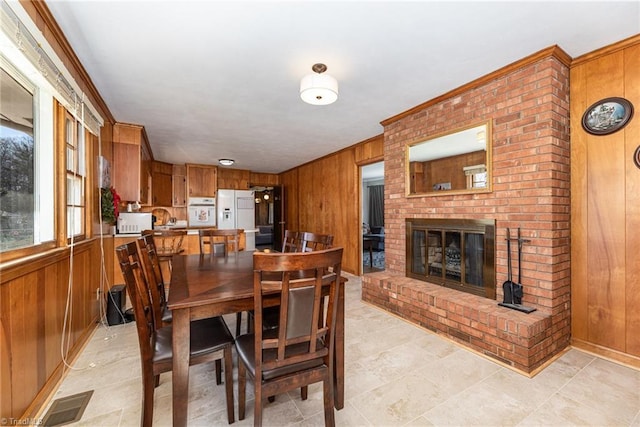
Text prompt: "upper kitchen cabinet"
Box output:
[[172, 164, 187, 207], [152, 161, 173, 206], [218, 168, 250, 189], [186, 163, 217, 197], [112, 123, 152, 204]]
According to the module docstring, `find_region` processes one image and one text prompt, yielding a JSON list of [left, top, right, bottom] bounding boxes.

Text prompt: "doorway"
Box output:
[[252, 185, 283, 251], [361, 161, 384, 274]]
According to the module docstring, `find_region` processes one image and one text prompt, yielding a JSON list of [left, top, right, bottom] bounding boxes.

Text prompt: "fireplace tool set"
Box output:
[[499, 227, 536, 314]]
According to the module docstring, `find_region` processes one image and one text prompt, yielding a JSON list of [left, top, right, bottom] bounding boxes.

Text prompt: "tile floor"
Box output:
[[43, 273, 640, 426]]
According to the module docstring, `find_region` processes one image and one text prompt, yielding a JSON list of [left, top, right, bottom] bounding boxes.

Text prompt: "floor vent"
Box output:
[[42, 390, 93, 426]]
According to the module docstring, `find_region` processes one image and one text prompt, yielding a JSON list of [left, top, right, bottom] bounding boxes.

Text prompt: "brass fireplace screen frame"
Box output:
[[405, 218, 496, 299]]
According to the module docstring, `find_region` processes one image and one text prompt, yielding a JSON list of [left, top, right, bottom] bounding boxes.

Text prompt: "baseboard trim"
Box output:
[[570, 339, 640, 371]]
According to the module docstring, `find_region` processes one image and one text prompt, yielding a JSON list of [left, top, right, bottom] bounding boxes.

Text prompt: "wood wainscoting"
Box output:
[[1, 238, 105, 421]]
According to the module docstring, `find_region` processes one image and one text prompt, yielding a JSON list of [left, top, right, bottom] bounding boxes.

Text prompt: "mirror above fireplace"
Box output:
[[406, 120, 492, 197]]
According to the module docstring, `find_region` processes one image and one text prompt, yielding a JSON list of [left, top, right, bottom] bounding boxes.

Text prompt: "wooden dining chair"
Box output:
[[299, 231, 334, 252], [116, 241, 235, 426], [198, 228, 243, 257], [199, 228, 246, 336], [136, 234, 172, 326], [141, 229, 186, 274], [254, 231, 335, 334], [281, 230, 303, 252], [236, 247, 343, 427]]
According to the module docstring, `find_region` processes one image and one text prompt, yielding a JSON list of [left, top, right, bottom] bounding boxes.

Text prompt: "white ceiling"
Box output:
[[45, 1, 639, 175]]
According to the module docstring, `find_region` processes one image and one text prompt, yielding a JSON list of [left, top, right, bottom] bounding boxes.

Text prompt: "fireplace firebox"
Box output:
[[406, 218, 496, 299]]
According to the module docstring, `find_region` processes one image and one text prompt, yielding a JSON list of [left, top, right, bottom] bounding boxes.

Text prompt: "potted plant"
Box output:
[[100, 187, 120, 232]]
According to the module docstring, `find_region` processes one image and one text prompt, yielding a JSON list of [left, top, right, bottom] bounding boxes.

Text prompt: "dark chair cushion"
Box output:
[[153, 316, 233, 364], [235, 333, 324, 381]]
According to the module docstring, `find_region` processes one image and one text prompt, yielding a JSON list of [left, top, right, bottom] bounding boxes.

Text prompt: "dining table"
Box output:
[[167, 251, 347, 427]]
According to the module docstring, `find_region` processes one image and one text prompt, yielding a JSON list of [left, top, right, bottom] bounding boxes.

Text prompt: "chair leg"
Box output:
[[236, 312, 242, 337], [238, 358, 246, 420], [142, 370, 156, 427], [301, 385, 308, 400], [215, 359, 222, 385], [322, 376, 335, 427], [223, 346, 235, 424], [253, 382, 262, 427]]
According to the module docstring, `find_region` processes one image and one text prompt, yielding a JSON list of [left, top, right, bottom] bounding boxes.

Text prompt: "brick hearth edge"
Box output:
[[362, 272, 557, 373]]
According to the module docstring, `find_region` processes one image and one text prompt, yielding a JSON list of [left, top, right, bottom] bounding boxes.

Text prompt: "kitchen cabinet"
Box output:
[[186, 163, 217, 198], [173, 164, 187, 207], [112, 123, 152, 204], [152, 161, 173, 207]]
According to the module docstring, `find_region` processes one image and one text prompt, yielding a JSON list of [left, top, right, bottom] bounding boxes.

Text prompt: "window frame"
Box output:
[[64, 111, 87, 242], [0, 58, 56, 262]]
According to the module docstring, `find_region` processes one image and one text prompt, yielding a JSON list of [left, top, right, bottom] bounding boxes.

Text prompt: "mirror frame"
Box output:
[[405, 120, 492, 197]]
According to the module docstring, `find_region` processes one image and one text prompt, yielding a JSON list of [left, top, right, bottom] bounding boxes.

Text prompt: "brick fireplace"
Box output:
[[362, 46, 572, 374]]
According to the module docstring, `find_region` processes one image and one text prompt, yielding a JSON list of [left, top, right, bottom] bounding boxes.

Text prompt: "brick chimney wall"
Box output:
[[367, 53, 572, 371]]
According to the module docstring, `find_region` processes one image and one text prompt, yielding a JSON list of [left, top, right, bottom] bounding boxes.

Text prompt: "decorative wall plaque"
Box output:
[[581, 97, 634, 135]]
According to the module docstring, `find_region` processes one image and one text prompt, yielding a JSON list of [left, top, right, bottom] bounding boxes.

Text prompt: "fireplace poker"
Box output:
[[500, 228, 516, 305], [499, 227, 536, 314], [513, 227, 524, 304]]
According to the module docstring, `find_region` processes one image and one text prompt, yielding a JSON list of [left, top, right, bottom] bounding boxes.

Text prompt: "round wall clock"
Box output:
[[581, 97, 634, 135]]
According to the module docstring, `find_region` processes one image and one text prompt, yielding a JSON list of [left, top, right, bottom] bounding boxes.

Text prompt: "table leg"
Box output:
[[333, 280, 345, 409], [173, 308, 190, 427]]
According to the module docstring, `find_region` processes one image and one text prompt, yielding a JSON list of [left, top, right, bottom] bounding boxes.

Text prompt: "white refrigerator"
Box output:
[[217, 189, 256, 251]]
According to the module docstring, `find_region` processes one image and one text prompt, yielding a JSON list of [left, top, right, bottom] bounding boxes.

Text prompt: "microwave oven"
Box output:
[[117, 212, 153, 234]]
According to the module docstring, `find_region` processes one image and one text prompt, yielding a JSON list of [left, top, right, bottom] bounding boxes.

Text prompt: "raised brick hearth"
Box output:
[[366, 47, 572, 373], [362, 272, 556, 373]]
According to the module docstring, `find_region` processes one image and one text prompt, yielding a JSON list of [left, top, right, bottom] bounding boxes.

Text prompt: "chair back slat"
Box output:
[[300, 232, 333, 252], [136, 234, 167, 327], [281, 230, 333, 253], [281, 230, 303, 252], [116, 242, 156, 363], [199, 228, 243, 257], [252, 247, 342, 374], [142, 229, 186, 257]]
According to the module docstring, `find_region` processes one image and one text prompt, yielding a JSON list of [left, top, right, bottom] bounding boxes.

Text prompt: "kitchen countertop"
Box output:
[[115, 227, 258, 236]]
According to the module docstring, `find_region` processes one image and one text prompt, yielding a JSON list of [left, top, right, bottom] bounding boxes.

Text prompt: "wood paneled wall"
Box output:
[[217, 168, 251, 189], [1, 2, 117, 422], [1, 240, 103, 420], [280, 136, 383, 274], [570, 35, 640, 366]]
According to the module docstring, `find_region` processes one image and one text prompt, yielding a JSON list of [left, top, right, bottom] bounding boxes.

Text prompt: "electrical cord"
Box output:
[[59, 128, 123, 372]]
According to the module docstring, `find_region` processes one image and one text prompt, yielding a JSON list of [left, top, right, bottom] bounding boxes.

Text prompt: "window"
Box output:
[[0, 67, 34, 251], [0, 60, 54, 256], [65, 112, 86, 239]]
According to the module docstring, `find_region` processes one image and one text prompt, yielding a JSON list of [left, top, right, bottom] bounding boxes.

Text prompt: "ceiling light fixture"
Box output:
[[300, 63, 338, 106], [218, 159, 234, 166]]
